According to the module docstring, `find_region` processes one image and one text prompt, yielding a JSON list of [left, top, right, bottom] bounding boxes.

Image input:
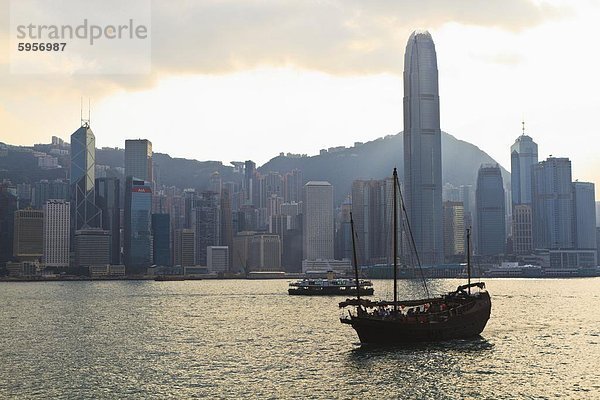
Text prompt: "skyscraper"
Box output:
[[512, 204, 533, 255], [476, 164, 506, 256], [70, 123, 101, 230], [510, 131, 538, 205], [43, 199, 70, 269], [95, 177, 120, 265], [194, 191, 220, 266], [0, 183, 17, 265], [303, 181, 334, 261], [125, 139, 153, 182], [74, 229, 110, 268], [124, 177, 153, 272], [403, 30, 443, 265], [572, 182, 596, 249], [443, 201, 465, 259], [174, 229, 195, 267], [532, 157, 574, 249], [151, 213, 171, 266]]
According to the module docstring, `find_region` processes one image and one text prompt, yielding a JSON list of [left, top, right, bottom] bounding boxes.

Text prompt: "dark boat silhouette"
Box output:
[[339, 168, 491, 344]]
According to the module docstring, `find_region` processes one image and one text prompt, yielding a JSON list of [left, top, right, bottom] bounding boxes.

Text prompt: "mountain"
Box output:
[[260, 131, 509, 204], [1, 131, 509, 206]]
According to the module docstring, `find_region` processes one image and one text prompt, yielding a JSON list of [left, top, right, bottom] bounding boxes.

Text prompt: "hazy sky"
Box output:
[[1, 0, 598, 197]]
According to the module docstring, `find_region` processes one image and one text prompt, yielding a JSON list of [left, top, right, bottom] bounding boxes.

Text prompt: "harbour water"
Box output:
[[1, 278, 599, 399]]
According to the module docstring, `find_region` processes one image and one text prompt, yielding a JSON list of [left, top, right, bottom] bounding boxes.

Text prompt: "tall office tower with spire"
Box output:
[[510, 124, 538, 254], [70, 122, 101, 230], [125, 139, 153, 182], [511, 124, 538, 205], [403, 30, 443, 265]]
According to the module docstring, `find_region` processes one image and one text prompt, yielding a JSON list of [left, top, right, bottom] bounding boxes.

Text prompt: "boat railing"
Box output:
[[342, 298, 480, 322]]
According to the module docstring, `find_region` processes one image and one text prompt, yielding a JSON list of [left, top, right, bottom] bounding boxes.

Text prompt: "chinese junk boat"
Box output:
[[288, 272, 374, 296], [339, 168, 491, 344]]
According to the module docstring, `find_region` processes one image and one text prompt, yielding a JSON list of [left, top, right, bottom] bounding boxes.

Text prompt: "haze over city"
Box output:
[[1, 0, 599, 196]]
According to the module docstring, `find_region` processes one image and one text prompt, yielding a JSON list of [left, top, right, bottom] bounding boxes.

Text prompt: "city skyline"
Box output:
[[1, 1, 599, 198]]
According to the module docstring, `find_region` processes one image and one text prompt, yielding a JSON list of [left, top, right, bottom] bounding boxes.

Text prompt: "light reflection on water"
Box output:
[[0, 278, 599, 399]]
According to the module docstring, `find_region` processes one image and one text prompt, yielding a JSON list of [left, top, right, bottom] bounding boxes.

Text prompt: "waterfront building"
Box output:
[[512, 204, 533, 255], [0, 183, 17, 265], [95, 177, 120, 264], [194, 191, 220, 266], [442, 201, 465, 259], [124, 177, 153, 272], [303, 181, 334, 261], [572, 182, 597, 250], [70, 123, 101, 230], [351, 179, 390, 264], [476, 164, 506, 256], [152, 213, 171, 266], [532, 157, 574, 249], [248, 234, 281, 271], [43, 199, 70, 268], [174, 228, 195, 267], [74, 229, 110, 268], [13, 209, 44, 261], [403, 30, 443, 265], [125, 139, 153, 182], [207, 246, 229, 273]]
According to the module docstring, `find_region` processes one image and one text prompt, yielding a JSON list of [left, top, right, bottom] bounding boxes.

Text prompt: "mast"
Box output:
[[466, 227, 471, 295], [350, 212, 361, 303], [393, 168, 398, 312]]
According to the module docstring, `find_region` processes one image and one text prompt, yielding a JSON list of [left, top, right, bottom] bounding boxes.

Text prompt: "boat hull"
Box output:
[[289, 287, 374, 296], [342, 293, 491, 343]]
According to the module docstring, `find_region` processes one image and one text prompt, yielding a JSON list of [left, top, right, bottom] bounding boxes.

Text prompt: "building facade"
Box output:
[[512, 204, 533, 255], [43, 200, 70, 268], [70, 123, 101, 230], [152, 213, 171, 266], [74, 229, 110, 267], [442, 201, 465, 259], [476, 164, 506, 256], [95, 177, 120, 264], [13, 209, 44, 261], [532, 157, 574, 249], [124, 177, 153, 272], [510, 133, 538, 205], [303, 181, 334, 261], [403, 30, 443, 265], [125, 139, 153, 182], [572, 181, 596, 250]]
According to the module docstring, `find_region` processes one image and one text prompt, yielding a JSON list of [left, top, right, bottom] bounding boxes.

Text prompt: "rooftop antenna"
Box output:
[[522, 119, 525, 136]]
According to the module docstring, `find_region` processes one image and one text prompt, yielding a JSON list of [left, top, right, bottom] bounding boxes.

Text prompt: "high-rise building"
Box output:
[[476, 164, 506, 256], [243, 160, 256, 205], [124, 177, 153, 272], [220, 187, 234, 268], [152, 213, 171, 266], [74, 229, 110, 268], [511, 131, 538, 205], [207, 246, 229, 273], [284, 169, 303, 203], [125, 139, 153, 182], [43, 200, 70, 268], [95, 177, 120, 264], [174, 229, 195, 267], [70, 123, 101, 230], [13, 209, 44, 261], [0, 183, 18, 265], [512, 204, 533, 255], [351, 179, 390, 264], [403, 30, 443, 265], [596, 201, 600, 227], [335, 196, 353, 261], [572, 182, 596, 249], [532, 157, 574, 249], [442, 201, 465, 259], [209, 172, 222, 196], [194, 191, 220, 266], [303, 181, 334, 261]]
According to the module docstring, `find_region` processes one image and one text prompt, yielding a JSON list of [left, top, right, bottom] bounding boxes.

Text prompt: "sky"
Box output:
[[1, 0, 599, 197]]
